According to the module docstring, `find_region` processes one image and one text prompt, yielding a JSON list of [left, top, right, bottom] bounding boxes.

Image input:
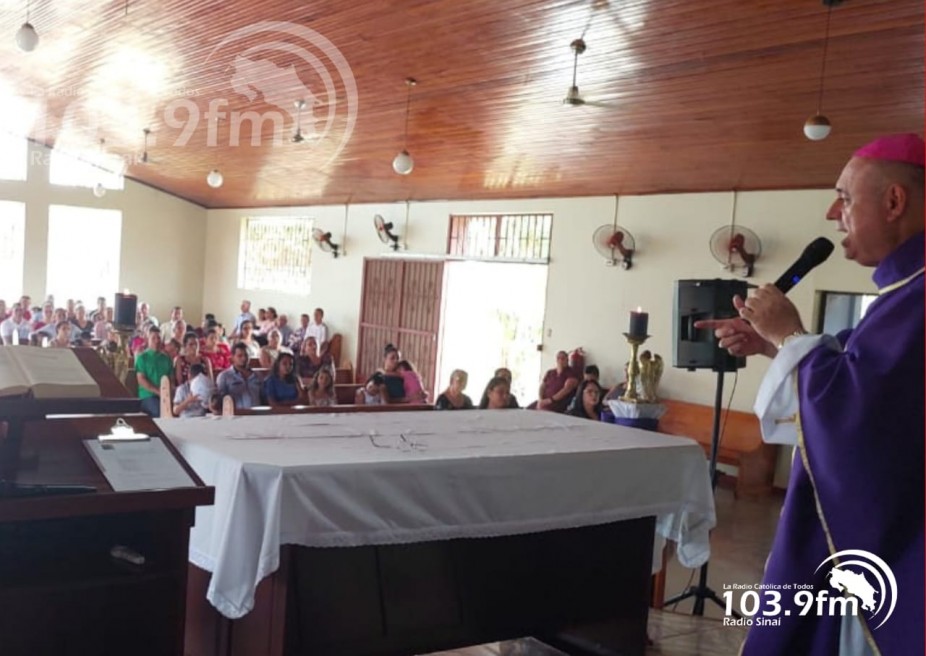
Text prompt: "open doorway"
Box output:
[[437, 261, 548, 405]]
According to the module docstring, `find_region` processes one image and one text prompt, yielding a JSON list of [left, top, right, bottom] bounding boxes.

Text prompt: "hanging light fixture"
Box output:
[[92, 139, 107, 198], [206, 169, 224, 188], [803, 0, 839, 141], [15, 0, 38, 52], [291, 99, 306, 143], [392, 78, 417, 175], [206, 115, 224, 188]]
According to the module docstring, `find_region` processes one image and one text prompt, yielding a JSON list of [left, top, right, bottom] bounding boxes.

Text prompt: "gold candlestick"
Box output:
[[620, 332, 649, 403], [97, 326, 134, 386]]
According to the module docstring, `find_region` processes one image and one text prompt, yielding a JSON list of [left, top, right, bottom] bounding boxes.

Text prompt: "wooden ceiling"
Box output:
[[1, 0, 922, 208]]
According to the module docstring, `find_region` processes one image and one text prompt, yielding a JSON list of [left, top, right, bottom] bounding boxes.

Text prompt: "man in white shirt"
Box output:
[[232, 300, 256, 338], [276, 314, 293, 344], [1, 304, 31, 345], [138, 302, 159, 327], [306, 307, 328, 351]]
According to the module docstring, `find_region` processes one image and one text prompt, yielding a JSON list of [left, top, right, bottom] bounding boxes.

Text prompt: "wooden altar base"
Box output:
[[186, 516, 654, 656]]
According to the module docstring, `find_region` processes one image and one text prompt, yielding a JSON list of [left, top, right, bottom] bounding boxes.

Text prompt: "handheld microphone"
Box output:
[[774, 237, 835, 293]]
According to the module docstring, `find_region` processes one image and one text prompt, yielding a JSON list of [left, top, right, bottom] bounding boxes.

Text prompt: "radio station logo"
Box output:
[[815, 549, 897, 630], [721, 549, 897, 629]]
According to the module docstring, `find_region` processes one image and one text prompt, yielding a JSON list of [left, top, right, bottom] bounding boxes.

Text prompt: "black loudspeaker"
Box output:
[[673, 279, 749, 372]]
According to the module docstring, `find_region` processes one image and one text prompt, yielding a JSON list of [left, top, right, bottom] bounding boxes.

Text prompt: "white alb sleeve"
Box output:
[[753, 334, 841, 446]]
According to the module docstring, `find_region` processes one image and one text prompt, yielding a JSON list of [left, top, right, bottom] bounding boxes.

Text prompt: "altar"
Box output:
[[159, 411, 715, 656]]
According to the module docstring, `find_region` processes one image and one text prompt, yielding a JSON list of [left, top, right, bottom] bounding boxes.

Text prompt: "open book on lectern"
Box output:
[[0, 347, 101, 399]]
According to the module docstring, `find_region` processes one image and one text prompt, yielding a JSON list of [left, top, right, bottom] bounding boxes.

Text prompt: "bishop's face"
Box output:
[[826, 157, 893, 267]]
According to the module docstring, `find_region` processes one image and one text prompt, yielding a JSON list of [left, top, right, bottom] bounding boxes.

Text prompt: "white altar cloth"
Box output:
[[158, 411, 715, 619]]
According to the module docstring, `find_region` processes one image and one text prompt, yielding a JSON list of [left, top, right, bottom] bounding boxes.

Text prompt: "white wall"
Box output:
[[204, 191, 877, 488], [205, 191, 874, 403], [1, 141, 206, 322]]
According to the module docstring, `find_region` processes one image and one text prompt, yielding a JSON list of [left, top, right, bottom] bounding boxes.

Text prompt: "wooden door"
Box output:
[[357, 259, 445, 397]]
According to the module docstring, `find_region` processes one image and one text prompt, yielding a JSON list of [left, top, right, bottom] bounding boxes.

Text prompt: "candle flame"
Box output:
[[636, 306, 643, 313]]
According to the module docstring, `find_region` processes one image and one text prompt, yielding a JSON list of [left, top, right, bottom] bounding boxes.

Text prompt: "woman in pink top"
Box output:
[[396, 360, 428, 403]]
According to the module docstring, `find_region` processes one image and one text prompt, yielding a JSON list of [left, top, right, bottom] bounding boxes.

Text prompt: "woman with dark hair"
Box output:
[[238, 320, 261, 359], [263, 352, 305, 407], [567, 379, 605, 421], [201, 327, 232, 373], [296, 336, 333, 378], [174, 333, 214, 385], [49, 320, 73, 348], [479, 376, 513, 409], [480, 367, 520, 408], [380, 343, 408, 403]]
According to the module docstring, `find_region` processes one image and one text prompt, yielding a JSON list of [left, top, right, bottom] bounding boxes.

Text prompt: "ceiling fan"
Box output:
[[563, 38, 615, 108], [291, 99, 307, 144], [311, 228, 340, 258], [137, 128, 154, 165], [373, 214, 400, 250]]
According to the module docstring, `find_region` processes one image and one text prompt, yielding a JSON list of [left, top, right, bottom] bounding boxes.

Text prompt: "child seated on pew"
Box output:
[[173, 364, 214, 418], [396, 360, 428, 403], [307, 368, 337, 407], [355, 372, 386, 405]]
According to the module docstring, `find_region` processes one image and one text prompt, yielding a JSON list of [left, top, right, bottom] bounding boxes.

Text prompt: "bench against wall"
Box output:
[[658, 399, 778, 498]]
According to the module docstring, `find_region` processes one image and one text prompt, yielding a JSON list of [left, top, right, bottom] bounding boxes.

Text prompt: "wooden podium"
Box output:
[[0, 351, 214, 656]]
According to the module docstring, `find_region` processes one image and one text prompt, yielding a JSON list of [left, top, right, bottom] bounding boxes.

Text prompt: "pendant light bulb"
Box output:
[[392, 150, 414, 175], [92, 182, 107, 198], [803, 113, 832, 141], [16, 22, 38, 52], [393, 77, 417, 176], [805, 2, 835, 141], [206, 169, 224, 188]]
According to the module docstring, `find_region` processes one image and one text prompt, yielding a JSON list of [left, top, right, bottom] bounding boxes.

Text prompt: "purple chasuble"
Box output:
[[743, 232, 924, 656]]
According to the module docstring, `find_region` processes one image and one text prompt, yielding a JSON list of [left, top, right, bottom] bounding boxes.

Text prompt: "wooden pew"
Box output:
[[232, 403, 434, 416], [159, 375, 173, 418], [334, 383, 358, 404], [658, 398, 778, 498]]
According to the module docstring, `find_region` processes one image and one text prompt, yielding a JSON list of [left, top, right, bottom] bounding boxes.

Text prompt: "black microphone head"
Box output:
[[802, 237, 835, 266], [774, 237, 836, 293]]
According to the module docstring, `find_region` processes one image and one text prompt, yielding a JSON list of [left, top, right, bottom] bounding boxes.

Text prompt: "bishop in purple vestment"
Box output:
[[698, 133, 925, 655]]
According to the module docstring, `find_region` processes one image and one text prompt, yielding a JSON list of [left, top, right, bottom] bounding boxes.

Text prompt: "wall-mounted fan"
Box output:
[[374, 214, 400, 251], [311, 228, 340, 258], [709, 226, 762, 277], [592, 224, 635, 269]]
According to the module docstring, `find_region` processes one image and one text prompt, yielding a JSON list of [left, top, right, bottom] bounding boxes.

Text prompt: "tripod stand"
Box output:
[[662, 366, 739, 617]]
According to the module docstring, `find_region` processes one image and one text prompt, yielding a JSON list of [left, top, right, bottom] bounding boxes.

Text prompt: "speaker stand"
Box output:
[[662, 367, 740, 618]]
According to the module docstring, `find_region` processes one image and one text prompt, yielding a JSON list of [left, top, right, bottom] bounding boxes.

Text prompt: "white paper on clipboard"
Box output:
[[84, 437, 197, 491]]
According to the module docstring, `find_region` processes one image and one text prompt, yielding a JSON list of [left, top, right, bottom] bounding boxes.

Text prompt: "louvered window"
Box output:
[[447, 214, 553, 262], [238, 217, 314, 293]]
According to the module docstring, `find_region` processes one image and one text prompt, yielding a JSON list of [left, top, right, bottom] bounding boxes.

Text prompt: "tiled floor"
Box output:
[[428, 485, 784, 656]]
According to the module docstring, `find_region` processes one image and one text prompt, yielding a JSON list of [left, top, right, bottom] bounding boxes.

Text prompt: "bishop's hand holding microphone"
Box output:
[[694, 237, 835, 359]]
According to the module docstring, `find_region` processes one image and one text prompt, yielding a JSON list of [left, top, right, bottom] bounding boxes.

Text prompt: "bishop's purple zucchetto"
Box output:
[[853, 133, 925, 167]]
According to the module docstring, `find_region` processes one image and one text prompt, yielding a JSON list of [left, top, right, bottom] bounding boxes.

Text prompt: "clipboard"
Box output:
[[84, 437, 197, 492]]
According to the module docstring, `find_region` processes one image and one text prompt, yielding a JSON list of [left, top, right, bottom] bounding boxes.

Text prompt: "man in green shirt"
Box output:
[[135, 326, 173, 416]]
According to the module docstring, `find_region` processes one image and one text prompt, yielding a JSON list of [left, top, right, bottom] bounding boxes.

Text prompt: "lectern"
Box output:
[[0, 353, 214, 656]]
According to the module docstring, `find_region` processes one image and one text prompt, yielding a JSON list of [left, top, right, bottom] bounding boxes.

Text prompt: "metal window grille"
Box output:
[[239, 217, 314, 293], [448, 214, 552, 262]]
